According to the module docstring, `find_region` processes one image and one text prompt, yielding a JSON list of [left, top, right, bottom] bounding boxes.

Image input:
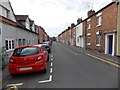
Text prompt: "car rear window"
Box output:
[[13, 47, 40, 56]]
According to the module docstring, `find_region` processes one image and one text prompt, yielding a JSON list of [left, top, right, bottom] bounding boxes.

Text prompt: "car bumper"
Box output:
[[9, 61, 46, 74]]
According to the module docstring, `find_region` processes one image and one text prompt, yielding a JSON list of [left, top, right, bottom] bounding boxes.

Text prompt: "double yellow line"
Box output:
[[87, 54, 120, 68]]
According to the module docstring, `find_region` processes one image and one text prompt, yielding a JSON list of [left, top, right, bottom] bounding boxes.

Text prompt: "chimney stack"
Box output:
[[87, 9, 95, 17], [77, 18, 82, 24], [71, 23, 75, 28]]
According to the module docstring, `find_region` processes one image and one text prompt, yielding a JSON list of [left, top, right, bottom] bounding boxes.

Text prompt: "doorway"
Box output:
[[105, 33, 115, 56]]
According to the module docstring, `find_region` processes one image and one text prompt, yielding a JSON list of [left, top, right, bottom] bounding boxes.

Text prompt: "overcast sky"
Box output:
[[9, 0, 112, 37]]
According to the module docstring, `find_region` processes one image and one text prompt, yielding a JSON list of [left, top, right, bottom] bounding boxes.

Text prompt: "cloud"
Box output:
[[9, 0, 111, 37]]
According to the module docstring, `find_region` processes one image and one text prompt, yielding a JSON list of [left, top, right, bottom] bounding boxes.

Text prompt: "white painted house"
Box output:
[[76, 22, 85, 48], [0, 0, 38, 52], [0, 0, 17, 51]]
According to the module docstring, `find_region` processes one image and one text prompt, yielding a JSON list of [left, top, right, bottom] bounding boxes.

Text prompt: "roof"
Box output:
[[15, 15, 28, 21], [83, 2, 116, 22]]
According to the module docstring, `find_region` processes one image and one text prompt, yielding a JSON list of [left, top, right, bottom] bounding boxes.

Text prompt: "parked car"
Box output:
[[9, 45, 48, 75], [43, 41, 52, 46], [41, 44, 51, 54]]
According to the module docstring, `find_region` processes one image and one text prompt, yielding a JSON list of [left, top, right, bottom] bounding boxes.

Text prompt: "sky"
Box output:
[[9, 0, 112, 37]]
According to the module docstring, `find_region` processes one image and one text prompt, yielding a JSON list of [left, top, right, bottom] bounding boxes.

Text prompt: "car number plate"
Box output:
[[19, 67, 32, 71]]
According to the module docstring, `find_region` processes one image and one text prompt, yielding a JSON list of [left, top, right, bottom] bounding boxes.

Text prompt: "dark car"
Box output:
[[41, 44, 51, 54], [43, 41, 52, 46]]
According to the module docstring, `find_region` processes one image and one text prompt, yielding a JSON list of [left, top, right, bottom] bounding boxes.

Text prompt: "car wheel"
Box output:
[[42, 67, 47, 73], [10, 74, 16, 77]]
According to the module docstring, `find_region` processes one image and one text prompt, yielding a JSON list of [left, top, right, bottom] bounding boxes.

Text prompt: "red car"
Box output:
[[9, 44, 48, 75]]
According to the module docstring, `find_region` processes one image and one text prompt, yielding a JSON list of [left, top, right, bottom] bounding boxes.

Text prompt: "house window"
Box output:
[[96, 35, 101, 46], [97, 16, 102, 26], [77, 37, 79, 42], [87, 36, 91, 45], [9, 41, 11, 49], [96, 12, 102, 26], [18, 39, 22, 46], [12, 40, 14, 49], [5, 39, 14, 50], [23, 39, 26, 45], [5, 40, 8, 50], [2, 7, 10, 18], [87, 19, 91, 29]]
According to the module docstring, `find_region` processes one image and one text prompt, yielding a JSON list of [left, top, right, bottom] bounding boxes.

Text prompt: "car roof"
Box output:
[[15, 44, 42, 49], [41, 43, 49, 46]]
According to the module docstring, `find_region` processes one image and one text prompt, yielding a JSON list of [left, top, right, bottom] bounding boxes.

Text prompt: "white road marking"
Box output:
[[38, 80, 51, 84], [50, 68, 53, 73], [51, 54, 53, 58], [7, 83, 23, 87], [38, 75, 53, 84], [74, 53, 78, 55], [49, 75, 52, 81], [51, 62, 53, 66], [51, 58, 53, 61]]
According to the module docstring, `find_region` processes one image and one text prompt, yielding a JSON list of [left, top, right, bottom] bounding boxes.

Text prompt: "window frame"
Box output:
[[96, 35, 101, 46], [87, 36, 91, 45], [5, 38, 14, 51]]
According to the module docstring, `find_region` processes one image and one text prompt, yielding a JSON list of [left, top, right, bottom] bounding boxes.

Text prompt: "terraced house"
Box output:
[[0, 0, 42, 52], [85, 1, 119, 56], [0, 0, 17, 52], [58, 1, 120, 56]]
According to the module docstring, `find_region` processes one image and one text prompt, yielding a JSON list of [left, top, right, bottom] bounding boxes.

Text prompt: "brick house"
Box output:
[[38, 26, 49, 43], [84, 2, 118, 56], [70, 23, 76, 46]]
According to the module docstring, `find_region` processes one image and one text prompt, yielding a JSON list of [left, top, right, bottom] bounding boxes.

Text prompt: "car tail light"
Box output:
[[9, 59, 15, 64], [37, 56, 42, 61]]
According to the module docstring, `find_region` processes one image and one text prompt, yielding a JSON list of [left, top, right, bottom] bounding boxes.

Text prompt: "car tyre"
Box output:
[[42, 67, 47, 73], [10, 74, 16, 77], [47, 55, 49, 61]]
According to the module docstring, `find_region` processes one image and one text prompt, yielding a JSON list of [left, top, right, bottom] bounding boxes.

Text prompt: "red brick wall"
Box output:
[[85, 3, 118, 55]]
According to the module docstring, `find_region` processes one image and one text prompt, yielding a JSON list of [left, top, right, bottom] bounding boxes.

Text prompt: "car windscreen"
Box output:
[[13, 47, 40, 56]]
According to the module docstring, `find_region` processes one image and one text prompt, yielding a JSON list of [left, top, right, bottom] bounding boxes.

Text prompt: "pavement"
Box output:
[[2, 51, 13, 80], [62, 43, 119, 65]]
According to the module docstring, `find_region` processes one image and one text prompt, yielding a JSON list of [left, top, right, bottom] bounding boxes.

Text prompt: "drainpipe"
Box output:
[[117, 3, 120, 85], [117, 2, 120, 56]]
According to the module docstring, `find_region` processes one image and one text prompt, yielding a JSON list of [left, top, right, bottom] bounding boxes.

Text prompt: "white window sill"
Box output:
[[96, 24, 102, 27], [87, 43, 91, 45], [96, 44, 101, 47], [87, 28, 90, 30]]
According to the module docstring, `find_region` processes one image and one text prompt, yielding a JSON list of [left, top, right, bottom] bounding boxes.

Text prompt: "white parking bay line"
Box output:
[[49, 75, 52, 81], [51, 53, 53, 58], [51, 58, 53, 61], [7, 83, 23, 87], [38, 75, 52, 84], [51, 62, 53, 67], [38, 80, 51, 84], [50, 68, 53, 73]]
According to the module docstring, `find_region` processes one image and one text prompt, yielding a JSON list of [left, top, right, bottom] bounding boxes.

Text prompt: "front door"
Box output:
[[108, 35, 113, 55]]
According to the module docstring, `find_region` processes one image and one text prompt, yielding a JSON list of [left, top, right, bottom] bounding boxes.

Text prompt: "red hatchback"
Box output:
[[9, 45, 48, 75]]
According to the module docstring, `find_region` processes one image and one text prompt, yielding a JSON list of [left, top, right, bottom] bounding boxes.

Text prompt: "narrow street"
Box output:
[[2, 42, 118, 88]]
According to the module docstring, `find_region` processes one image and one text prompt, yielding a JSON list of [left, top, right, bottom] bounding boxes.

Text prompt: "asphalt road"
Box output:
[[2, 42, 118, 89]]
